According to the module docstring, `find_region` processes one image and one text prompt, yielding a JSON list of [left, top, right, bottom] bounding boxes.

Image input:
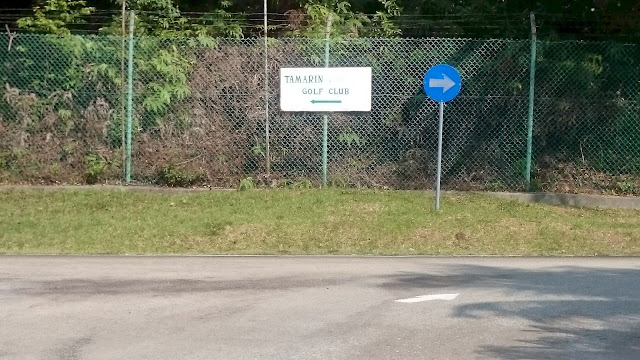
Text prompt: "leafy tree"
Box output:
[[98, 0, 243, 37], [368, 0, 401, 37], [290, 0, 401, 38], [16, 0, 95, 35], [15, 0, 247, 132]]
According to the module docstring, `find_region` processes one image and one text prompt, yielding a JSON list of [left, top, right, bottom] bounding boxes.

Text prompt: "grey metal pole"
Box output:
[[264, 0, 270, 175], [321, 14, 332, 187], [125, 11, 134, 184], [435, 101, 444, 211], [525, 12, 537, 191]]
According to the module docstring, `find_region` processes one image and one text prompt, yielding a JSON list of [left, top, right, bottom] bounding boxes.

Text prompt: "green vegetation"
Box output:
[[85, 154, 108, 184], [1, 188, 638, 255], [0, 0, 636, 203], [155, 164, 206, 187], [2, 1, 640, 190]]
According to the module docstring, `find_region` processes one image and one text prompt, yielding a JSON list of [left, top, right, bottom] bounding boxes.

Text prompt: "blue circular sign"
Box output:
[[423, 64, 462, 102]]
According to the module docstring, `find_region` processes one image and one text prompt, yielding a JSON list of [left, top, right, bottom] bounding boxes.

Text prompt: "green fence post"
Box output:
[[525, 12, 537, 191], [120, 2, 127, 182], [125, 11, 135, 184], [322, 14, 332, 187]]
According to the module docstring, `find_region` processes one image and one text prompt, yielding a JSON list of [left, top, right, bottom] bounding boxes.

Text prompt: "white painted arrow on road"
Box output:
[[395, 293, 459, 303], [428, 74, 456, 93]]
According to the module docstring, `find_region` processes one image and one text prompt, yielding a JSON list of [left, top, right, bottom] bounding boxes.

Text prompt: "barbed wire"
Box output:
[[2, 8, 633, 18], [2, 8, 639, 40]]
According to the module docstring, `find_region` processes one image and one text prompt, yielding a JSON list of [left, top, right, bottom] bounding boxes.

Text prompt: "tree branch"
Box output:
[[5, 24, 17, 51]]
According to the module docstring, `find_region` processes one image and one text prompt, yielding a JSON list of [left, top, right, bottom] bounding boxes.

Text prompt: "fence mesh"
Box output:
[[1, 34, 639, 194], [532, 41, 640, 194]]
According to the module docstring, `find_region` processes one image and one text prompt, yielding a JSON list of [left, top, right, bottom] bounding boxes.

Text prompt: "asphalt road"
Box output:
[[1, 256, 639, 359]]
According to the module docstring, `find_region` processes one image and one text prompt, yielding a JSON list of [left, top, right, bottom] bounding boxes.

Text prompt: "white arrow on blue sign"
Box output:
[[423, 64, 462, 103]]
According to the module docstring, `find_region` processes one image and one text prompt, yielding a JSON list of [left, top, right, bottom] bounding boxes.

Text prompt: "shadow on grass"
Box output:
[[379, 264, 640, 360]]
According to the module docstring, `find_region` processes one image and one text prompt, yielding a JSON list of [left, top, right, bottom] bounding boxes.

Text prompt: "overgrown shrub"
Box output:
[[156, 163, 205, 187], [237, 177, 255, 191], [85, 154, 107, 184]]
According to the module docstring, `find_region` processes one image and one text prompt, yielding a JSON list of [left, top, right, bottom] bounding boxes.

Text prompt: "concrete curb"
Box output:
[[482, 191, 640, 210]]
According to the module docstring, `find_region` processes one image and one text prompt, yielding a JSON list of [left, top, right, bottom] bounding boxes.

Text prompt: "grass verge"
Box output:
[[1, 188, 639, 255]]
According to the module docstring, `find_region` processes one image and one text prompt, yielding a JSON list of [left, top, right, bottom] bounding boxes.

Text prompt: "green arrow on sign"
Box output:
[[311, 100, 342, 104]]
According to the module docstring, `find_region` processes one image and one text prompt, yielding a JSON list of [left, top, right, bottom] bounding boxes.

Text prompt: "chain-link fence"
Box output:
[[0, 35, 123, 185], [532, 41, 640, 194], [1, 33, 639, 194]]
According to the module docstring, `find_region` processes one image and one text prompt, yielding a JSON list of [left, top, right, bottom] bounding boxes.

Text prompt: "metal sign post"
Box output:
[[423, 64, 462, 211], [436, 101, 444, 210]]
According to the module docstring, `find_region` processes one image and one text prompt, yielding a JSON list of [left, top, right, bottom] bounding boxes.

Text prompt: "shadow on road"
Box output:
[[379, 264, 640, 359]]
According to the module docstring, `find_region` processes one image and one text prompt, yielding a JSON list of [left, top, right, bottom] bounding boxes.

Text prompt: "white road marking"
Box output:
[[395, 293, 459, 303]]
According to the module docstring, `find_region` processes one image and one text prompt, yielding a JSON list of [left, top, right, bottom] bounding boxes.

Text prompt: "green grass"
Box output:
[[1, 188, 639, 255]]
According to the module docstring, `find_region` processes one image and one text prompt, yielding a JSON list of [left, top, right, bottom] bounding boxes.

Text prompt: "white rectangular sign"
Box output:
[[280, 67, 371, 112]]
